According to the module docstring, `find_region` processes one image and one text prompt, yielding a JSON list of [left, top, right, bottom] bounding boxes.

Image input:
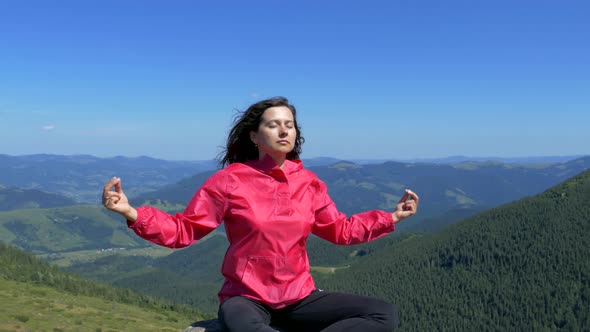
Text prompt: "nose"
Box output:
[[279, 125, 289, 137]]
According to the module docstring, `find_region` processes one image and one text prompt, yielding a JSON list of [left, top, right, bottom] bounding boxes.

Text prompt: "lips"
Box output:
[[278, 140, 290, 144]]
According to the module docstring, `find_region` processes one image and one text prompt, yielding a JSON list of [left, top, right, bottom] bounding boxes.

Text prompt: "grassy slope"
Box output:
[[0, 205, 142, 253], [0, 279, 196, 332]]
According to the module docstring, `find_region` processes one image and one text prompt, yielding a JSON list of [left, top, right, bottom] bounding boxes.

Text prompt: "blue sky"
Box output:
[[1, 0, 588, 161]]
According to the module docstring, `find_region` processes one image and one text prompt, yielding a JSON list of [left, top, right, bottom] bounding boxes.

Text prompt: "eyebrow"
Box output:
[[264, 119, 294, 124]]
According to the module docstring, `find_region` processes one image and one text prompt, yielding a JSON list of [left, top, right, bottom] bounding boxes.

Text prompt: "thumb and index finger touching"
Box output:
[[398, 189, 419, 204], [103, 177, 124, 195]]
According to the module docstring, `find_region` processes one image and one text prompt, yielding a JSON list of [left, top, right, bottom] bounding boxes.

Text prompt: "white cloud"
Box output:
[[42, 125, 56, 131]]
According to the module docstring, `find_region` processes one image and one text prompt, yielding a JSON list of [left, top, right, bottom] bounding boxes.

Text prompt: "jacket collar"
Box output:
[[245, 154, 303, 175]]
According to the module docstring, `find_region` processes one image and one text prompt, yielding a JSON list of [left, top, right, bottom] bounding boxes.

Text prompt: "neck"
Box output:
[[260, 153, 286, 169]]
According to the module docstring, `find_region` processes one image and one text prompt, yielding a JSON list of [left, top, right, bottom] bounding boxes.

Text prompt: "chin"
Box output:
[[273, 145, 293, 152], [282, 147, 295, 153]]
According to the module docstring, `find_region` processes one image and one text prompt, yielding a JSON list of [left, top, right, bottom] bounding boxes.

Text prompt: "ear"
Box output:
[[249, 131, 257, 145]]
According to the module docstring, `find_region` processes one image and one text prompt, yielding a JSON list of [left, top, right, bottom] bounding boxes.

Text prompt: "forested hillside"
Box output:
[[317, 169, 590, 330]]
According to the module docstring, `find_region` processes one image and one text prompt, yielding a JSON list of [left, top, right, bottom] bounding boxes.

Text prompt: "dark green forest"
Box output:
[[316, 169, 590, 330]]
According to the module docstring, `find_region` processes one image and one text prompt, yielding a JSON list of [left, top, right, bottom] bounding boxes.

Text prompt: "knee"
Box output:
[[218, 296, 242, 319], [218, 296, 271, 332], [218, 296, 248, 330]]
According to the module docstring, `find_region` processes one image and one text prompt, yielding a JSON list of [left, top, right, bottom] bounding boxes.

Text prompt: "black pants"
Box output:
[[218, 290, 400, 332]]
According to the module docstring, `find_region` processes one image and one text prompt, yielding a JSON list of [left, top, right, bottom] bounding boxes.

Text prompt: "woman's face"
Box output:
[[250, 106, 296, 161]]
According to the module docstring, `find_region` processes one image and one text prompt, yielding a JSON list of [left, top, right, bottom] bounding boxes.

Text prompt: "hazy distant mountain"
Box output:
[[300, 157, 344, 167], [2, 154, 584, 205], [0, 154, 216, 203], [313, 155, 584, 165], [133, 156, 590, 231], [401, 155, 585, 164], [0, 185, 79, 211]]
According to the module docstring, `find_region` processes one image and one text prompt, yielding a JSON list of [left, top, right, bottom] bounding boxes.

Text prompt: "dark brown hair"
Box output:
[[217, 97, 304, 167]]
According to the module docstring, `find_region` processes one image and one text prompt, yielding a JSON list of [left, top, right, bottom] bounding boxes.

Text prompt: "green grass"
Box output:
[[0, 278, 197, 331]]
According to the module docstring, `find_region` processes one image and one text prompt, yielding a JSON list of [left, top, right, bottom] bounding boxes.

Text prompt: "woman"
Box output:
[[102, 97, 419, 331]]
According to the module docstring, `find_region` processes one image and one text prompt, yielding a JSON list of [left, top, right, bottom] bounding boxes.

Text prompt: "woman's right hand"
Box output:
[[102, 177, 138, 222]]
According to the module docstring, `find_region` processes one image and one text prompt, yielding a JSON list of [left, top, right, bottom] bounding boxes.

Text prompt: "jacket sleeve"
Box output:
[[127, 170, 228, 248], [310, 178, 395, 245]]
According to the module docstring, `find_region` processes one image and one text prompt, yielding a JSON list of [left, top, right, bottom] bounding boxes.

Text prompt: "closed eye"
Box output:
[[266, 120, 294, 128]]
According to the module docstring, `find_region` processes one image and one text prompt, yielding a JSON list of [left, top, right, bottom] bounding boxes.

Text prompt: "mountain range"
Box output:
[[1, 153, 589, 328], [1, 153, 585, 205], [134, 156, 590, 232], [0, 154, 217, 203], [1, 155, 589, 255]]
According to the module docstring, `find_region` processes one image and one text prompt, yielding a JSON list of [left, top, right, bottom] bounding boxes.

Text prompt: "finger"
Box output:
[[402, 203, 412, 212], [103, 177, 119, 194], [113, 177, 123, 193], [105, 192, 121, 200], [395, 201, 405, 211], [406, 189, 419, 204], [103, 197, 112, 208], [402, 199, 416, 211], [110, 195, 121, 204], [398, 190, 410, 203]]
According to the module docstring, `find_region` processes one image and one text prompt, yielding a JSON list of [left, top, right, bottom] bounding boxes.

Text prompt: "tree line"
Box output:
[[316, 170, 590, 330]]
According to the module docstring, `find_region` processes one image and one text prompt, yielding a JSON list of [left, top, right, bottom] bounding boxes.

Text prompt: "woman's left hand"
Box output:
[[392, 189, 419, 223]]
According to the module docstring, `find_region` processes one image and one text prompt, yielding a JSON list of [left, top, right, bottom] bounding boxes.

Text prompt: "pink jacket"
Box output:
[[128, 156, 395, 309]]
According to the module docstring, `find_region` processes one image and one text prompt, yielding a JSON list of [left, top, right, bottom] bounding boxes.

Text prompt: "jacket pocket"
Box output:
[[243, 254, 306, 285], [243, 253, 313, 303]]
